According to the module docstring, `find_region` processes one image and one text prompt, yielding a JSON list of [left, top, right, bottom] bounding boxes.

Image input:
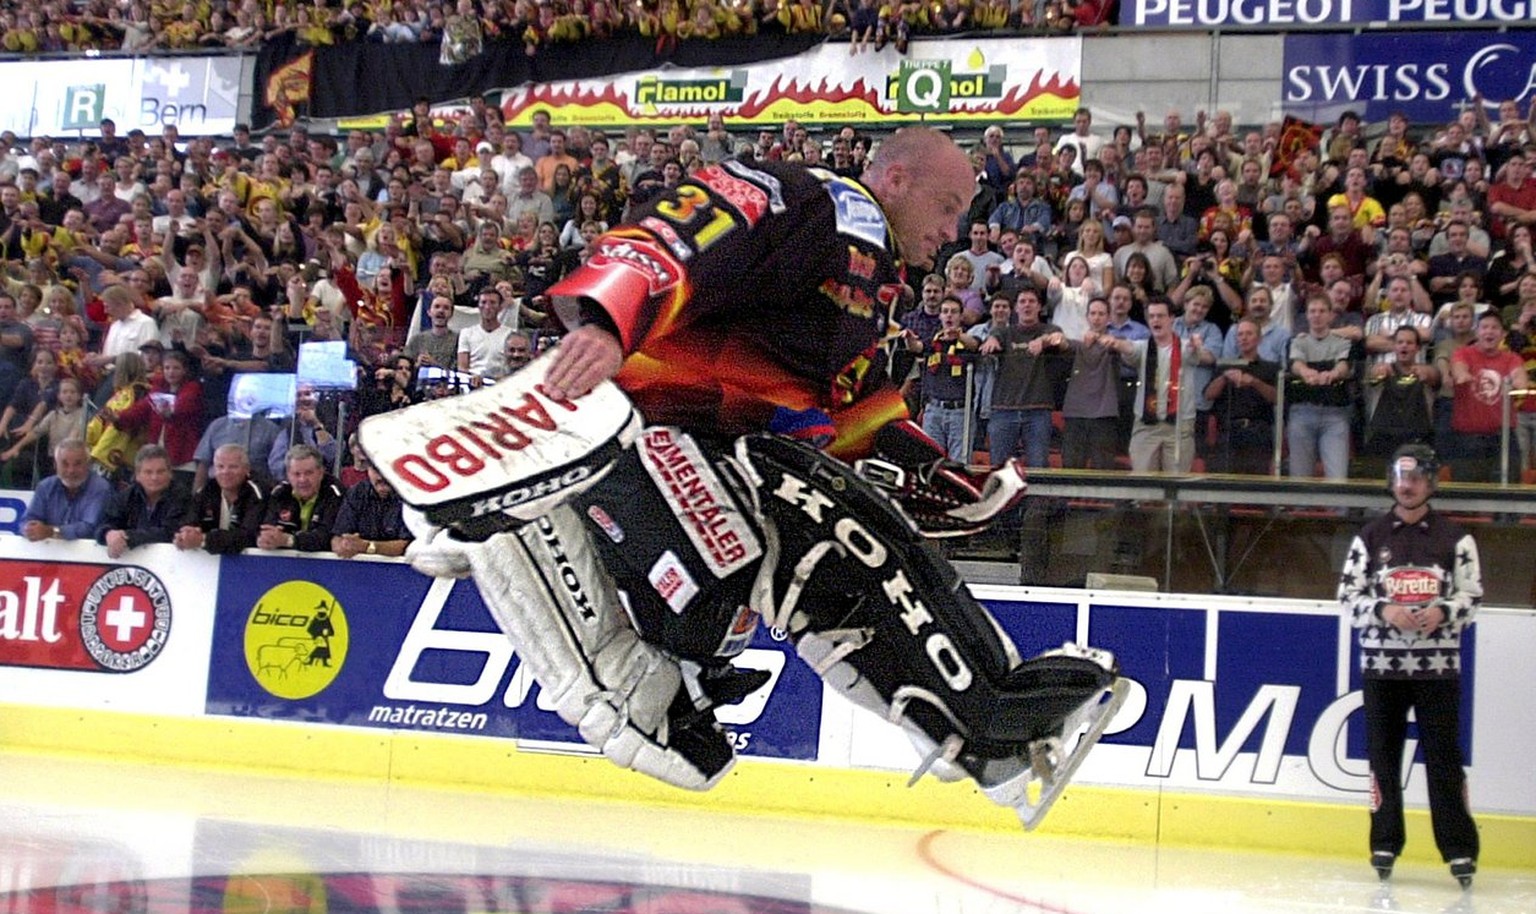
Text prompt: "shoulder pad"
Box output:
[[820, 172, 889, 250]]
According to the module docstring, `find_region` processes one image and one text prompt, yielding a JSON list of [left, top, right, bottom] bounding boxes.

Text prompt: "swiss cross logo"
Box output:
[[0, 560, 172, 673]]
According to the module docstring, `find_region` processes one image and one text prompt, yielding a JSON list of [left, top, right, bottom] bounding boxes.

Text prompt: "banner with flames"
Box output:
[[498, 38, 1082, 129]]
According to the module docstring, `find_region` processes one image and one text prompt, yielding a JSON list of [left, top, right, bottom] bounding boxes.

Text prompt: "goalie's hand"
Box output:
[[545, 325, 623, 401], [855, 420, 1028, 538]]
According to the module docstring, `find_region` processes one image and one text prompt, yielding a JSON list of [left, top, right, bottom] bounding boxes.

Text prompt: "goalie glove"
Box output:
[[853, 420, 1027, 538]]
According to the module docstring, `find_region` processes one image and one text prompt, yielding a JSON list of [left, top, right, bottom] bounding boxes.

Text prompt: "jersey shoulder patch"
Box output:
[[821, 173, 889, 250]]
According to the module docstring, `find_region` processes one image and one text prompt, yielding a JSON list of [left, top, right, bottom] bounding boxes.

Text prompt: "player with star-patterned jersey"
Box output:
[[1336, 443, 1481, 888]]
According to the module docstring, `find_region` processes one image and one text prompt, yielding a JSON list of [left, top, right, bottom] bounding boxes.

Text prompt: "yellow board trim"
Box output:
[[4, 703, 1531, 870]]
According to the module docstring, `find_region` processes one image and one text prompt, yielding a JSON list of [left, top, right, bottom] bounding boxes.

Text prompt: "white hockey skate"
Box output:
[[979, 645, 1129, 831]]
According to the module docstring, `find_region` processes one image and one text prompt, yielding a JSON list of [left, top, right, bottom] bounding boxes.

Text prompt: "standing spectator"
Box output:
[[903, 296, 978, 464], [1173, 286, 1224, 453], [0, 292, 34, 410], [95, 445, 193, 558], [1156, 184, 1199, 260], [535, 131, 580, 196], [978, 125, 1016, 193], [1447, 311, 1529, 481], [1246, 253, 1304, 336], [174, 443, 265, 554], [20, 439, 113, 542], [1486, 149, 1536, 243], [274, 385, 340, 471], [1426, 221, 1488, 306], [1287, 295, 1355, 480], [85, 284, 158, 379], [1432, 300, 1478, 451], [257, 443, 344, 552], [1365, 275, 1433, 367], [1105, 283, 1151, 453], [995, 238, 1056, 305], [988, 172, 1052, 249], [507, 166, 555, 229], [979, 286, 1065, 468], [458, 287, 511, 378], [0, 348, 58, 485], [1222, 286, 1291, 364], [1067, 159, 1119, 226], [1328, 165, 1386, 234], [1120, 299, 1198, 472], [953, 221, 1004, 291], [404, 296, 460, 368], [86, 351, 150, 481], [0, 376, 87, 475], [967, 295, 1012, 452], [1337, 444, 1480, 889], [1202, 318, 1278, 474], [1307, 205, 1373, 284], [109, 348, 203, 487], [1062, 219, 1115, 295], [1053, 108, 1103, 176], [1357, 326, 1437, 475], [1114, 207, 1179, 293], [192, 412, 285, 490], [329, 462, 413, 558], [1059, 296, 1122, 469]]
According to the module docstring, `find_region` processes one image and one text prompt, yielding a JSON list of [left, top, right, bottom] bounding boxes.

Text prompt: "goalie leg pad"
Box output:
[[734, 434, 1118, 807], [460, 505, 734, 790]]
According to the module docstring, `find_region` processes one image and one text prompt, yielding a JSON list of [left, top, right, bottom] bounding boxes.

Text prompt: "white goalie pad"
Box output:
[[457, 506, 734, 790], [358, 351, 642, 528]]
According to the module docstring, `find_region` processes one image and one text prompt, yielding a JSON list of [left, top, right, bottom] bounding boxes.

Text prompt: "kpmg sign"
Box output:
[[1127, 0, 1536, 26], [1284, 32, 1536, 123]]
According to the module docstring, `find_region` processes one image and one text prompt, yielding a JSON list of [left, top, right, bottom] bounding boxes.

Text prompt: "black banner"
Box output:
[[253, 32, 823, 130]]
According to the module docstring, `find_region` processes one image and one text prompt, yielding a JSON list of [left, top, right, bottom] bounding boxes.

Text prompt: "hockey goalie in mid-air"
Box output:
[[359, 127, 1127, 830]]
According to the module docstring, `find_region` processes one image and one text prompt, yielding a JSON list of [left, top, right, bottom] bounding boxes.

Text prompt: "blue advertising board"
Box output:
[[1126, 0, 1535, 28], [1283, 31, 1536, 124], [985, 596, 1473, 788], [204, 555, 823, 760]]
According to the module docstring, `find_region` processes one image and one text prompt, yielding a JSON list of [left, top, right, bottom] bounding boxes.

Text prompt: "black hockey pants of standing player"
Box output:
[[1363, 677, 1479, 863]]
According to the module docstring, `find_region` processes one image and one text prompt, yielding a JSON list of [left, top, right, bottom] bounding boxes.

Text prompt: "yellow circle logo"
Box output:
[[243, 581, 349, 700]]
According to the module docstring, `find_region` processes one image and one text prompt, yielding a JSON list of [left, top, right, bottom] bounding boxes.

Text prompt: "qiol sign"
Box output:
[[891, 60, 1008, 114]]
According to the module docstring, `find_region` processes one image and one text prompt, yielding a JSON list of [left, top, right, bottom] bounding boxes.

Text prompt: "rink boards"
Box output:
[[0, 521, 1533, 867]]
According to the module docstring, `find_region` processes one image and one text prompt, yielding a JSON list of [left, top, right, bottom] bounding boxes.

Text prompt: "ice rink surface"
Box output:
[[1, 749, 1532, 914]]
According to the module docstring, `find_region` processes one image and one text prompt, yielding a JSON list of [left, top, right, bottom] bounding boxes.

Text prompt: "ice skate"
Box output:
[[1449, 857, 1476, 889], [1371, 850, 1396, 881], [973, 644, 1127, 830]]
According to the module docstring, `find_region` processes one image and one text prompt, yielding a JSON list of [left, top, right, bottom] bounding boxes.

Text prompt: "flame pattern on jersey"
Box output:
[[548, 161, 911, 459]]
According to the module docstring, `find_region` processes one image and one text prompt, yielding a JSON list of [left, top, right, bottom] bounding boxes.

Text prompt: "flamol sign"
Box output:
[[499, 38, 1082, 129]]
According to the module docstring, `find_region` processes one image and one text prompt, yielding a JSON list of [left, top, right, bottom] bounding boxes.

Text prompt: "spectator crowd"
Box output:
[[4, 92, 1536, 563], [904, 101, 1536, 485], [0, 0, 1107, 57]]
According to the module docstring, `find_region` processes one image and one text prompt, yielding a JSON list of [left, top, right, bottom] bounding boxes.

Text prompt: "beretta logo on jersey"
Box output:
[[243, 580, 350, 700], [1381, 565, 1442, 606], [0, 559, 171, 673]]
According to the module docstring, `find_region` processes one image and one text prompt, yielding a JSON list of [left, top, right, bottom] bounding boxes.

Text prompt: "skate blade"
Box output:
[[1014, 678, 1129, 831]]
